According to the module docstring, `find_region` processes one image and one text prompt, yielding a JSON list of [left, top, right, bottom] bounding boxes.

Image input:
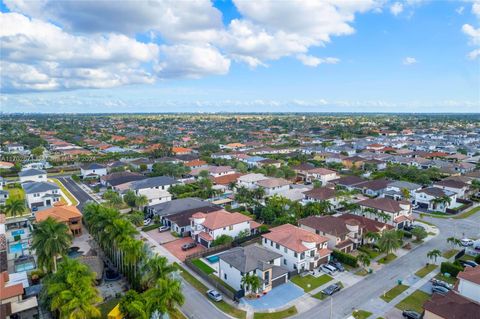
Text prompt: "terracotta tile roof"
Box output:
[[303, 187, 336, 200], [0, 272, 24, 300], [35, 205, 82, 223], [262, 224, 328, 253], [307, 167, 337, 175], [299, 216, 349, 237], [423, 291, 480, 319], [337, 213, 393, 232], [213, 173, 244, 185], [457, 266, 480, 285], [198, 231, 213, 241], [185, 159, 207, 167], [195, 210, 252, 230], [172, 147, 192, 154], [359, 197, 410, 213]]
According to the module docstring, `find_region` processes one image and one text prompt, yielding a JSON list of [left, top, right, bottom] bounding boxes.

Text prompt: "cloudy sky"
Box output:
[[0, 0, 479, 113]]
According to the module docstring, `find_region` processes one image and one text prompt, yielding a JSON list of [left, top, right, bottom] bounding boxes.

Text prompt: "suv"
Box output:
[[206, 289, 222, 302], [432, 285, 449, 295], [459, 260, 478, 268], [430, 279, 453, 290], [322, 283, 341, 295], [320, 264, 337, 275], [181, 242, 197, 251], [402, 310, 422, 319], [158, 225, 170, 232], [328, 261, 345, 272]]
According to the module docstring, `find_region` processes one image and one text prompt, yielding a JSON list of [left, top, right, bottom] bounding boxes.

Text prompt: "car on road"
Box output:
[[320, 264, 337, 275], [181, 242, 197, 251], [143, 218, 152, 226], [158, 225, 170, 232], [458, 260, 478, 268], [432, 285, 450, 295], [322, 283, 341, 295], [328, 261, 345, 272], [402, 310, 422, 319], [206, 289, 222, 302], [461, 238, 474, 246]]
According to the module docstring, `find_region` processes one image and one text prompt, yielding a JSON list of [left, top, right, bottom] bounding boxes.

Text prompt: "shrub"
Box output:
[[332, 250, 358, 267], [401, 230, 413, 239], [440, 262, 464, 277], [212, 234, 233, 247], [475, 255, 480, 264]]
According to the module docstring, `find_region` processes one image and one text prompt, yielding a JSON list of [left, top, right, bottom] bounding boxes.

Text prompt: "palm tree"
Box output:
[[241, 274, 261, 296], [377, 230, 401, 255], [31, 217, 72, 273], [121, 237, 146, 289], [3, 199, 25, 217], [357, 252, 372, 270], [446, 236, 461, 249], [120, 290, 148, 319], [126, 211, 145, 227], [432, 196, 451, 210], [401, 188, 411, 200], [135, 194, 149, 211], [43, 258, 102, 319], [377, 212, 391, 223], [144, 277, 185, 316], [141, 255, 178, 290], [427, 249, 442, 264], [364, 231, 380, 245]]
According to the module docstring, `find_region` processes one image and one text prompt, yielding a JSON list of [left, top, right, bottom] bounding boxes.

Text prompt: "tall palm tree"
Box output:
[[31, 217, 72, 273], [3, 199, 25, 217], [377, 230, 401, 256], [446, 236, 461, 249], [121, 238, 146, 289], [135, 194, 149, 210], [141, 255, 178, 290], [364, 231, 381, 245], [144, 277, 185, 316], [120, 290, 148, 319], [357, 252, 372, 270], [377, 212, 391, 223], [427, 249, 442, 264]]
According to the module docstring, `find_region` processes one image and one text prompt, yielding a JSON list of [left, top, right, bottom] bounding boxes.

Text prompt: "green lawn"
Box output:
[[380, 284, 409, 302], [50, 178, 79, 206], [459, 254, 476, 261], [312, 291, 327, 300], [442, 249, 458, 259], [291, 274, 333, 292], [98, 297, 121, 319], [415, 264, 438, 278], [254, 306, 297, 319], [358, 246, 381, 259], [378, 253, 397, 264], [178, 265, 246, 319], [4, 187, 28, 215], [192, 258, 216, 275], [435, 273, 457, 285], [355, 269, 369, 276], [395, 290, 430, 313], [453, 206, 480, 219], [352, 310, 373, 319]]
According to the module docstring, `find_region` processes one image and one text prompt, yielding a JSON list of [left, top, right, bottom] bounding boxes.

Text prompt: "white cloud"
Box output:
[[456, 6, 464, 15], [390, 2, 404, 16], [467, 48, 480, 60], [463, 24, 480, 46], [297, 54, 339, 67], [402, 57, 418, 65], [473, 1, 480, 19]]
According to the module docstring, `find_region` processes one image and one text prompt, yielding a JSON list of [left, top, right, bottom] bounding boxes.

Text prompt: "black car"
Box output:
[[404, 224, 424, 232], [322, 283, 341, 296], [432, 285, 449, 295], [329, 261, 345, 272], [458, 260, 478, 268], [181, 242, 197, 251], [430, 279, 453, 290], [402, 310, 422, 319]]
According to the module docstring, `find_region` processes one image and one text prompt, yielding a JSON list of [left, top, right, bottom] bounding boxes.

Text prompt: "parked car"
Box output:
[[322, 283, 341, 295], [320, 264, 337, 275], [181, 242, 197, 251], [158, 225, 170, 232], [206, 289, 222, 302], [458, 260, 478, 268], [432, 285, 449, 295], [143, 218, 152, 226], [430, 279, 453, 290], [404, 224, 424, 232], [461, 238, 474, 246], [402, 310, 422, 319], [328, 261, 345, 272]]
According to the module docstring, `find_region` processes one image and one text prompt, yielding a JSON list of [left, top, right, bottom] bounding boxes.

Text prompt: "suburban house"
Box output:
[[256, 178, 290, 196], [302, 187, 339, 208], [384, 181, 422, 201], [80, 163, 107, 179], [357, 197, 413, 229], [299, 216, 360, 253], [354, 179, 391, 197], [0, 271, 38, 318], [330, 176, 365, 191], [423, 266, 480, 319], [292, 163, 339, 184], [190, 210, 260, 247], [18, 169, 47, 184], [414, 187, 457, 213], [218, 244, 289, 293], [148, 198, 221, 236], [433, 179, 469, 199], [237, 173, 268, 189], [190, 165, 236, 177], [35, 204, 83, 236], [127, 176, 177, 205], [5, 144, 25, 153], [262, 224, 330, 273], [342, 156, 365, 169], [22, 182, 61, 210], [101, 171, 146, 188]]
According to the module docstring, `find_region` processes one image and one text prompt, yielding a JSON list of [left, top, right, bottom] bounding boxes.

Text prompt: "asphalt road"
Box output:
[[57, 177, 94, 212]]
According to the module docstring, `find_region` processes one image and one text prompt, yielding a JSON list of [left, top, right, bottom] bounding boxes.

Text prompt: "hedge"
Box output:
[[332, 250, 358, 267], [141, 223, 162, 232], [440, 262, 464, 277], [401, 230, 413, 239]]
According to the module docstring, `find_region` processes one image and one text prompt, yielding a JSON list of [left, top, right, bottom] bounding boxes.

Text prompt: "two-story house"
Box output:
[[433, 179, 469, 199], [35, 204, 83, 235], [414, 187, 457, 213], [237, 173, 268, 189], [190, 210, 259, 247], [302, 187, 339, 208], [127, 176, 177, 206], [218, 244, 289, 294], [18, 169, 47, 184], [256, 178, 290, 197], [262, 224, 330, 273], [80, 163, 107, 179], [357, 197, 413, 229], [305, 168, 339, 185], [22, 182, 61, 210], [384, 181, 422, 202], [0, 271, 38, 318]]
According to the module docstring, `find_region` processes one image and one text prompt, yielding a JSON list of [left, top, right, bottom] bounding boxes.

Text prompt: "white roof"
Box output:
[[238, 173, 268, 183]]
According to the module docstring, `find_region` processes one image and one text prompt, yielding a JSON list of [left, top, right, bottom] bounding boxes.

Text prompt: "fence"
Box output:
[[454, 249, 465, 260]]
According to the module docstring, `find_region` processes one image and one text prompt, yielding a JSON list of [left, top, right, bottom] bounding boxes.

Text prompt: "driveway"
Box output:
[[163, 237, 205, 261], [146, 228, 177, 244], [240, 282, 304, 311]]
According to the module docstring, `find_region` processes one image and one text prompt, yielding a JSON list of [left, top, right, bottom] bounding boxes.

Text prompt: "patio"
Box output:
[[240, 282, 304, 311]]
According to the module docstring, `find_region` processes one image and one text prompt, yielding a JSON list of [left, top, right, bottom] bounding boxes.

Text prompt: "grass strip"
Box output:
[[254, 306, 297, 319], [380, 284, 409, 302]]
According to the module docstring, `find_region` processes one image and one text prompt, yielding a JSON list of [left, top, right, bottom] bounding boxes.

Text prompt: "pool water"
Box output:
[[206, 255, 219, 263], [15, 262, 35, 272], [9, 242, 28, 254], [11, 229, 25, 237]]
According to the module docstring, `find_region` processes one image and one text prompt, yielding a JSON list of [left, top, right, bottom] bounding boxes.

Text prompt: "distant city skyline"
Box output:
[[1, 0, 479, 113]]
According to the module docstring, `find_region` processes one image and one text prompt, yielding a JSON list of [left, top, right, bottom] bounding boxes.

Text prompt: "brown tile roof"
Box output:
[[307, 167, 337, 175], [358, 197, 409, 213], [256, 178, 290, 188], [185, 159, 207, 167], [35, 205, 82, 223], [331, 176, 365, 186], [434, 179, 468, 189], [337, 213, 393, 232], [0, 272, 24, 300], [262, 224, 328, 253], [197, 210, 252, 230], [457, 266, 480, 285], [423, 291, 480, 319], [354, 179, 390, 191], [303, 187, 336, 200], [299, 216, 349, 237], [213, 173, 244, 185]]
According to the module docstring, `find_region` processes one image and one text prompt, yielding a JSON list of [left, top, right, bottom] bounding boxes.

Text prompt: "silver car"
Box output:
[[207, 289, 222, 302], [320, 264, 337, 275]]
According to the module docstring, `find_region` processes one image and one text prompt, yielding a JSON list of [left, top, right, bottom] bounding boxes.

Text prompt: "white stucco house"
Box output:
[[18, 169, 47, 184], [414, 187, 457, 213], [255, 178, 290, 197], [80, 163, 107, 179], [22, 181, 61, 210], [237, 173, 268, 190]]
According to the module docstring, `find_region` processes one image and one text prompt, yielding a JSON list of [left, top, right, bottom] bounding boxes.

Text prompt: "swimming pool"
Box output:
[[11, 229, 25, 237], [206, 255, 219, 263], [9, 242, 28, 254]]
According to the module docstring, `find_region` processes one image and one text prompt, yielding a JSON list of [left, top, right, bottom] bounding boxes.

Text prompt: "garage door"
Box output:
[[418, 202, 428, 209], [272, 275, 287, 288]]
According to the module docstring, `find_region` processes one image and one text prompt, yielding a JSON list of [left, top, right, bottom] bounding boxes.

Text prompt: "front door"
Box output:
[[46, 199, 51, 206]]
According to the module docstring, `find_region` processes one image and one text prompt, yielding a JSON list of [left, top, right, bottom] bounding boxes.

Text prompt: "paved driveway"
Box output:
[[146, 229, 177, 244], [240, 282, 304, 311], [163, 237, 205, 261]]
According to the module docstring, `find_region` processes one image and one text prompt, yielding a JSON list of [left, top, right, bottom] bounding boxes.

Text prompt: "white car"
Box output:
[[158, 225, 170, 232], [461, 238, 474, 246], [143, 218, 152, 226], [206, 289, 222, 302], [320, 264, 337, 275]]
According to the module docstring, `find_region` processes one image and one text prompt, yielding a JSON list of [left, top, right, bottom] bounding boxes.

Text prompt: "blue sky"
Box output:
[[0, 0, 479, 113]]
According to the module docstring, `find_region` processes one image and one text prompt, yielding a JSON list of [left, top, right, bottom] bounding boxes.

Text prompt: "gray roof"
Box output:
[[81, 163, 106, 170], [149, 198, 218, 216], [388, 181, 422, 191], [219, 244, 283, 273], [22, 181, 59, 194], [19, 169, 46, 177], [131, 176, 178, 190]]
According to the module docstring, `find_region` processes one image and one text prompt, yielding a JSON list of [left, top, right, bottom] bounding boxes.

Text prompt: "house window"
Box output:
[[294, 252, 298, 258], [224, 274, 227, 280], [264, 238, 267, 244], [283, 259, 287, 265], [284, 247, 287, 253], [270, 241, 273, 247], [300, 252, 305, 260], [293, 264, 297, 270], [275, 243, 280, 249], [229, 225, 233, 231], [310, 250, 315, 257]]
